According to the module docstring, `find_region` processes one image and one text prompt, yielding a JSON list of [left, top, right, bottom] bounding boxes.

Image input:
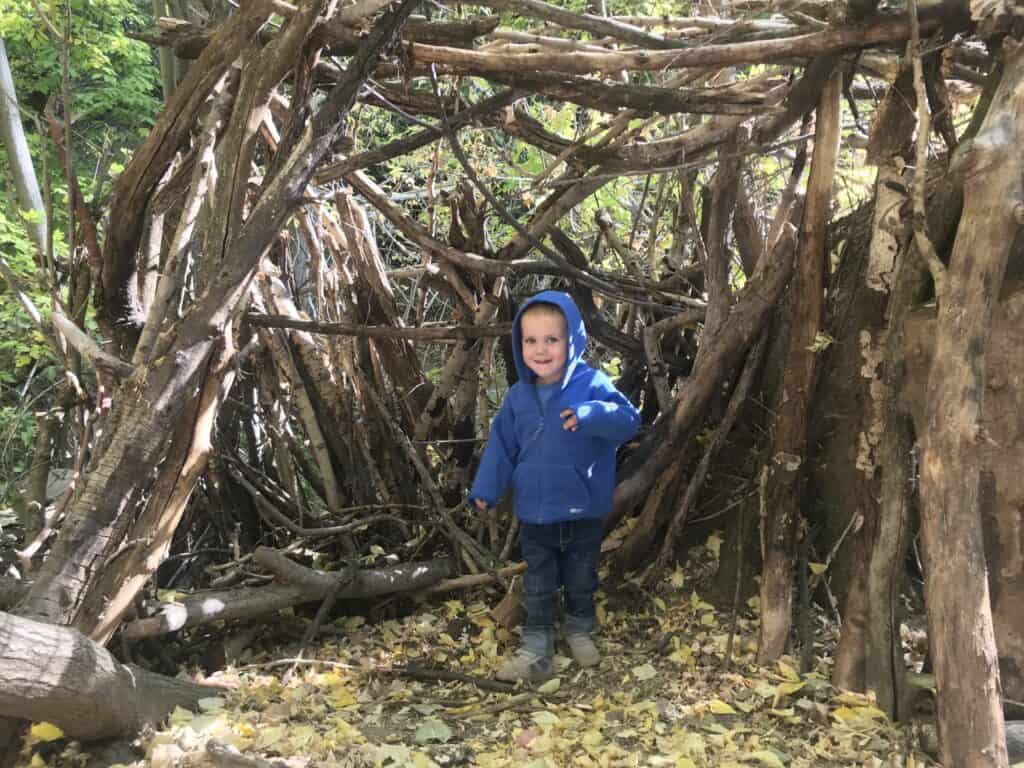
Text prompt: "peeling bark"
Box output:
[[757, 72, 841, 665], [914, 38, 1024, 768]]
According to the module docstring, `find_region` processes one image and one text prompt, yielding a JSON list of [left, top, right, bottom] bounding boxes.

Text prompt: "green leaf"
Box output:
[[414, 719, 452, 744]]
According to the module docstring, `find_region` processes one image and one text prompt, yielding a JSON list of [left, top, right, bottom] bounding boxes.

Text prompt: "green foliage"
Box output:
[[0, 0, 161, 130], [0, 209, 55, 386]]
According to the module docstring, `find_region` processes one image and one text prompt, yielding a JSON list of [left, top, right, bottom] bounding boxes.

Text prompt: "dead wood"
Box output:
[[914, 35, 1024, 766], [610, 215, 799, 526], [101, 0, 276, 342], [410, 11, 959, 76], [316, 89, 519, 183], [386, 663, 516, 692], [247, 315, 514, 340], [464, 0, 693, 49], [484, 71, 781, 116], [758, 72, 841, 665], [206, 740, 291, 768], [120, 550, 453, 640], [0, 611, 224, 741]]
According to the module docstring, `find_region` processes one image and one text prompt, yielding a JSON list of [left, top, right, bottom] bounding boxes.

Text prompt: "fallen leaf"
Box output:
[[633, 663, 658, 681], [414, 719, 452, 744], [29, 722, 63, 742], [537, 677, 561, 694], [709, 699, 736, 715]]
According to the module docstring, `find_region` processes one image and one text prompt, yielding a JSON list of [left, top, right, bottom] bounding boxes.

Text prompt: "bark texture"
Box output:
[[0, 611, 221, 741], [913, 39, 1024, 768], [757, 72, 841, 664]]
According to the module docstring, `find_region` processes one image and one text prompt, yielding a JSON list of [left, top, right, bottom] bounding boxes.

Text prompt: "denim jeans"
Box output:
[[518, 517, 603, 656]]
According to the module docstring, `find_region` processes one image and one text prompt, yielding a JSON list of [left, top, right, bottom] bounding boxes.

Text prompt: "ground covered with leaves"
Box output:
[[20, 542, 934, 768]]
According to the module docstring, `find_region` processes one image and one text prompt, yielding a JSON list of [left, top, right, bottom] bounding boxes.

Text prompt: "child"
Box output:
[[469, 291, 641, 682]]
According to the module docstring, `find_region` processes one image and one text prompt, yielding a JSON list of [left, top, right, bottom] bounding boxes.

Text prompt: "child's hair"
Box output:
[[520, 301, 567, 331]]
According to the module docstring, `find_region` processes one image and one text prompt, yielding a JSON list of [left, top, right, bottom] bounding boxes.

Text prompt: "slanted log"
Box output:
[[0, 611, 223, 741], [757, 72, 841, 664]]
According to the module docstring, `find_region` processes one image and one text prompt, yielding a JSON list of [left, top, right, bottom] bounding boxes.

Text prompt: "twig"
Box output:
[[206, 739, 291, 768], [463, 692, 539, 718], [426, 67, 619, 296], [386, 664, 516, 693], [721, 501, 746, 673], [237, 658, 356, 672], [907, 0, 947, 298]]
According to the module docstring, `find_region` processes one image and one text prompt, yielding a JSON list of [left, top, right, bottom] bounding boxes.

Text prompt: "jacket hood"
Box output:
[[512, 290, 587, 389]]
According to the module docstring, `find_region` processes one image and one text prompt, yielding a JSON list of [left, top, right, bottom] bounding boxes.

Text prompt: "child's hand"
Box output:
[[473, 498, 489, 511], [560, 409, 579, 432]]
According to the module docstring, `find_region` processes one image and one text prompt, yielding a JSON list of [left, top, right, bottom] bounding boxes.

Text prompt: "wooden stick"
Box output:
[[386, 664, 516, 693], [410, 12, 952, 76]]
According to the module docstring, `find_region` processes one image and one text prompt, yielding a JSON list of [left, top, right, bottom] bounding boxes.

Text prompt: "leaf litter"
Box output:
[[22, 542, 936, 768]]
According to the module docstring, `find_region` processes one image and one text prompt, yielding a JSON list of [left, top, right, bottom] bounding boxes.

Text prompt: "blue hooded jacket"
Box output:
[[469, 291, 641, 524]]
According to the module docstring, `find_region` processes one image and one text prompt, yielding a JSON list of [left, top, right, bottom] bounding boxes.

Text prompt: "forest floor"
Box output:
[[18, 536, 935, 768]]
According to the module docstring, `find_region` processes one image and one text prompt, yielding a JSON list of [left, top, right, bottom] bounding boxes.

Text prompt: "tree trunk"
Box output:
[[915, 40, 1024, 768], [826, 65, 916, 691], [0, 611, 222, 741], [757, 72, 841, 664], [0, 38, 47, 256]]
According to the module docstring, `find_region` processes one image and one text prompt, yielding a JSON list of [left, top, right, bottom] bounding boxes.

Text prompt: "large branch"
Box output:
[[409, 9, 965, 76], [0, 611, 223, 741], [0, 39, 46, 256], [484, 71, 781, 115], [246, 313, 514, 340], [120, 551, 453, 640], [915, 33, 1024, 767], [100, 0, 276, 338]]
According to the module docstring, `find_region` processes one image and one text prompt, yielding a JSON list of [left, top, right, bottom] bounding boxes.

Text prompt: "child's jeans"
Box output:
[[518, 517, 603, 657]]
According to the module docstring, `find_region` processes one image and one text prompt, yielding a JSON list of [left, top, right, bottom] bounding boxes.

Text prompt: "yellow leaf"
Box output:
[[705, 532, 722, 558], [168, 706, 194, 726], [669, 645, 695, 667], [747, 750, 785, 768], [29, 755, 46, 768], [582, 730, 603, 747], [332, 686, 357, 707], [412, 752, 439, 768], [854, 705, 888, 721], [670, 567, 685, 589], [772, 680, 805, 708], [537, 677, 561, 694], [676, 760, 697, 768], [776, 660, 801, 682], [809, 562, 828, 575], [709, 699, 736, 715], [255, 725, 286, 749], [700, 612, 717, 626], [833, 689, 874, 706], [29, 722, 64, 742]]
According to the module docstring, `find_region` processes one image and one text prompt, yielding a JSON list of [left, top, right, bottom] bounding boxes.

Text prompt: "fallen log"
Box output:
[[0, 611, 224, 741], [121, 551, 453, 640]]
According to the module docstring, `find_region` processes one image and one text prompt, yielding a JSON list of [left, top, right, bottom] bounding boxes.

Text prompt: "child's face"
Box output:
[[520, 309, 568, 386]]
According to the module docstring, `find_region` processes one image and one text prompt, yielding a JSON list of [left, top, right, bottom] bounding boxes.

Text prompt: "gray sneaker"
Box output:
[[496, 649, 553, 682], [565, 633, 600, 668]]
